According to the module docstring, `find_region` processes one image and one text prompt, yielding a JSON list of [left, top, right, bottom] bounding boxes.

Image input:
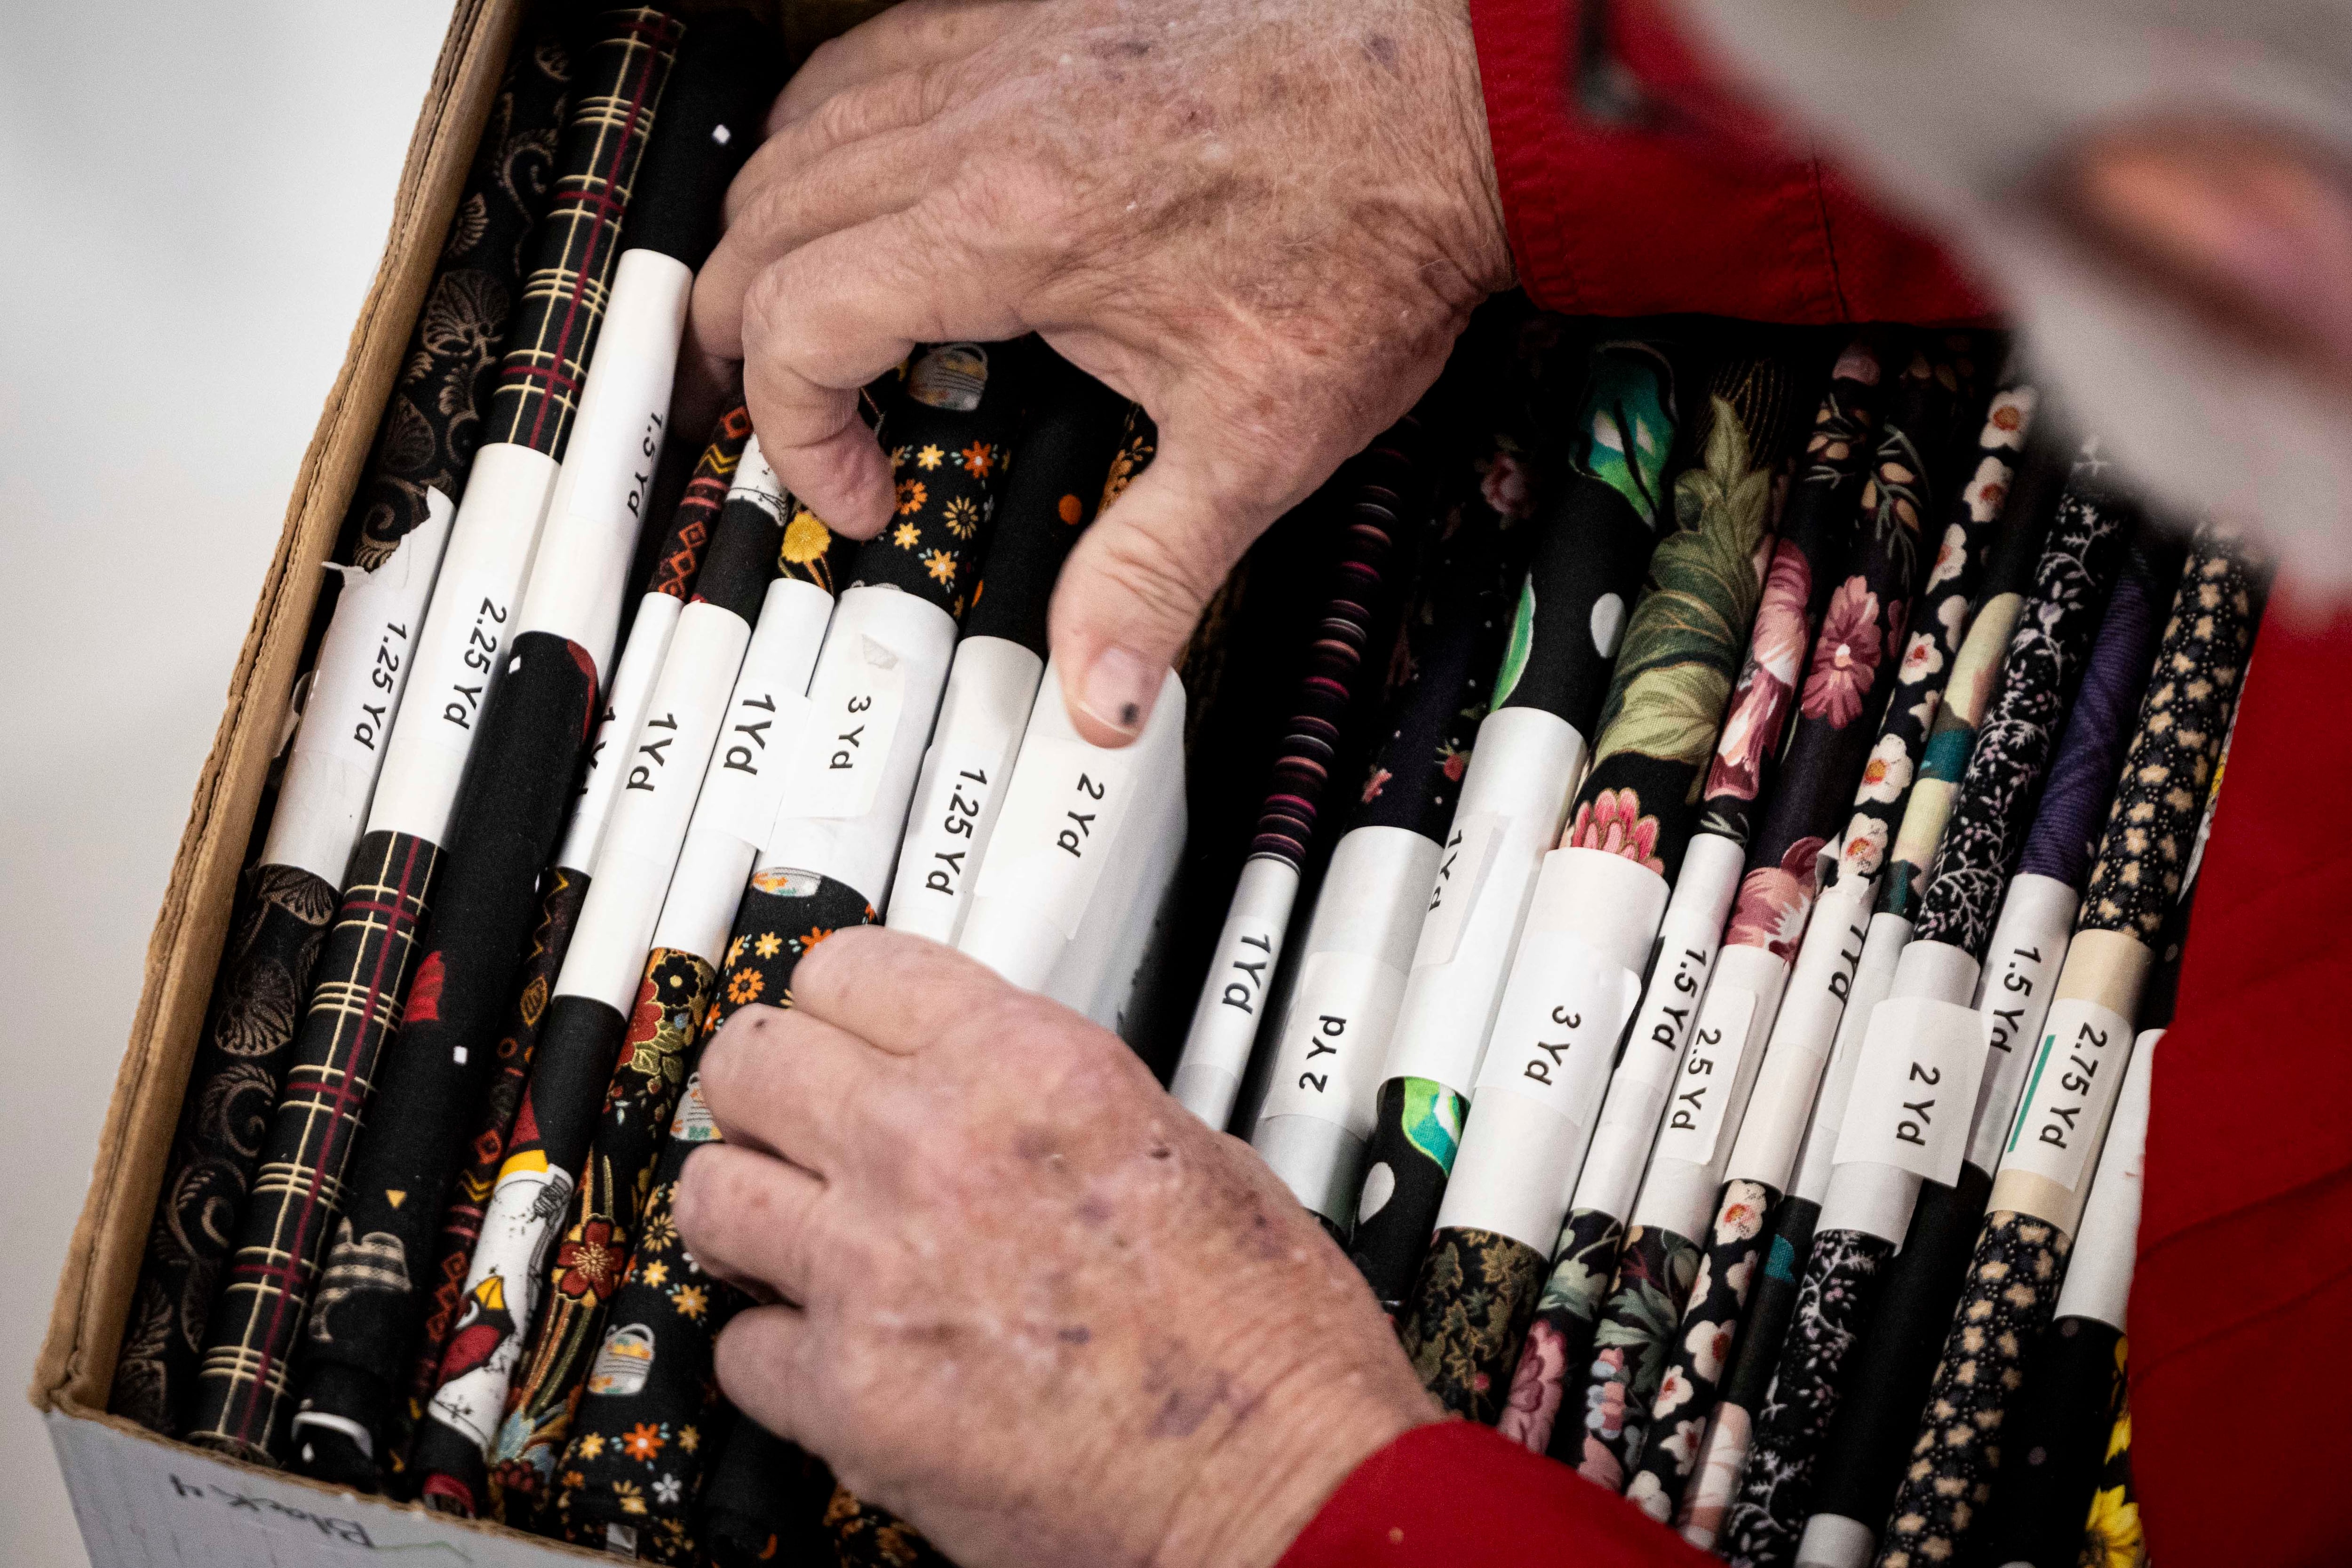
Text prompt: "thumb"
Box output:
[[1047, 437, 1278, 748]]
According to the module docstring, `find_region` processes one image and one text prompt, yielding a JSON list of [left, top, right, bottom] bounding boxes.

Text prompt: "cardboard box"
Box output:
[[32, 2, 882, 1561]]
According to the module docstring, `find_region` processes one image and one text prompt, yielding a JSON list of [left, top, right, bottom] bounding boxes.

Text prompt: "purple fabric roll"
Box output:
[[2013, 535, 2168, 888]]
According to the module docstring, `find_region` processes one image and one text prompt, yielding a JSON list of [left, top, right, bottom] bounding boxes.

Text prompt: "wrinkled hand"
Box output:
[[695, 0, 1509, 744], [673, 928, 1439, 1568]]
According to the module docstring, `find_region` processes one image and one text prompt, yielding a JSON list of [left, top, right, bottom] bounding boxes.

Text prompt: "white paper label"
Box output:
[[557, 592, 679, 872], [1965, 883, 2076, 1171], [1650, 984, 1758, 1167], [1258, 950, 1409, 1133], [409, 568, 518, 773], [1474, 929, 1644, 1122], [785, 632, 909, 821], [1830, 996, 1988, 1185], [1413, 812, 1503, 969], [263, 492, 453, 880], [973, 734, 1138, 939], [899, 741, 1002, 911], [691, 580, 833, 851], [363, 442, 556, 839], [1999, 997, 2135, 1195]]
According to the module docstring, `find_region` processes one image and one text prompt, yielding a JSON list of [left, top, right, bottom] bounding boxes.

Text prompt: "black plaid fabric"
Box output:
[[487, 7, 681, 461], [186, 831, 442, 1459]]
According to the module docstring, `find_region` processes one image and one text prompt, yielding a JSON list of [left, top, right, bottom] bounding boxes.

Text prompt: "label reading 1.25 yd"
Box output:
[[785, 633, 907, 821], [906, 741, 1001, 907], [2002, 997, 2134, 1195], [1649, 985, 1757, 1167]]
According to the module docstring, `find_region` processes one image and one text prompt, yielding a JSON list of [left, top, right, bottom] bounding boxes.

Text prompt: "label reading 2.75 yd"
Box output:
[[785, 633, 907, 821], [2002, 997, 2133, 1195]]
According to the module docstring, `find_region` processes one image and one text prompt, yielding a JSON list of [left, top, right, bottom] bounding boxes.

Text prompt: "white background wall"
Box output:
[[0, 6, 455, 1562]]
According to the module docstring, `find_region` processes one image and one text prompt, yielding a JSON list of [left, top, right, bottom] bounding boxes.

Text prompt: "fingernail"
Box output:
[[1075, 645, 1160, 738], [670, 1152, 705, 1234]]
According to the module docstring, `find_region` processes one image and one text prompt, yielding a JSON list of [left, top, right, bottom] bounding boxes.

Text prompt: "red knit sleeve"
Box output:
[[1470, 0, 1989, 323], [1278, 1420, 1714, 1568]]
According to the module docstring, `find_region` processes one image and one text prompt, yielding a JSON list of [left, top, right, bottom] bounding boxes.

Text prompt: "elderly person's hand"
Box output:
[[671, 928, 1441, 1568], [691, 0, 1508, 745]]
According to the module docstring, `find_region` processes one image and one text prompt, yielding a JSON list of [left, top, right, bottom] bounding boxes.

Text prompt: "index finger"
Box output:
[[731, 201, 1038, 536], [790, 925, 1031, 1057]]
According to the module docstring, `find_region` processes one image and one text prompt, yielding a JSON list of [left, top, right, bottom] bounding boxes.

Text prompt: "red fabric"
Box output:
[[1278, 1420, 1713, 1568], [1469, 0, 1989, 323], [2129, 595, 2352, 1568]]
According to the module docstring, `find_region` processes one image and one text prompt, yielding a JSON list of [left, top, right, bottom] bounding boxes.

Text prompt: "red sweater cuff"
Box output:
[[1279, 1420, 1715, 1568], [1467, 0, 1988, 322]]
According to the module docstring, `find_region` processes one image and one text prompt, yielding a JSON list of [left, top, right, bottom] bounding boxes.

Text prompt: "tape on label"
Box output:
[[1649, 984, 1758, 1168], [1412, 812, 1503, 969], [1830, 995, 1988, 1186], [1258, 950, 1409, 1133], [1473, 928, 1644, 1122], [2000, 997, 2134, 1197], [973, 734, 1138, 939], [785, 632, 908, 820]]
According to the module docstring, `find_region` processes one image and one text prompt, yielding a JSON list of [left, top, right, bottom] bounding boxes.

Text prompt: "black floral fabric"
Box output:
[[1503, 1207, 1623, 1461], [1568, 1223, 1700, 1492], [1624, 1180, 1772, 1521], [1978, 1316, 2127, 1568], [1565, 342, 1820, 884], [475, 947, 715, 1517], [858, 341, 1034, 618], [1910, 446, 2134, 959], [2078, 522, 2259, 941], [821, 1479, 958, 1568], [1492, 340, 1679, 731], [1681, 1190, 1819, 1547], [1721, 1227, 1896, 1568], [1823, 348, 2010, 898], [550, 874, 874, 1545], [1399, 1227, 1550, 1424], [1805, 1160, 1994, 1550], [1694, 339, 1881, 852], [112, 865, 337, 1433]]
